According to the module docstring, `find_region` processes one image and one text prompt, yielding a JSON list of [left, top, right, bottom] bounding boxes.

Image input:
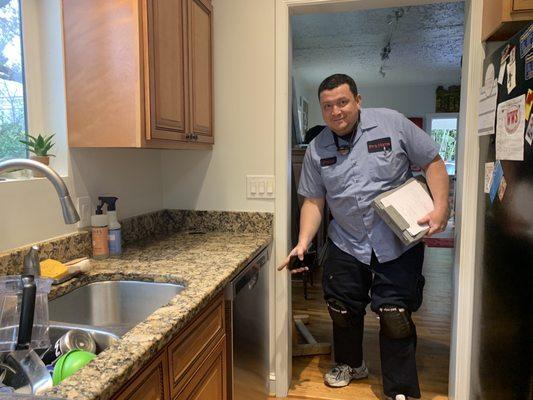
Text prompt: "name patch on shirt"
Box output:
[[320, 156, 337, 167], [367, 137, 392, 153]]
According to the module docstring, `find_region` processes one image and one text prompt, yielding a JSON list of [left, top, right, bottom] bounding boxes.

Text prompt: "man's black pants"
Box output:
[[322, 240, 425, 398]]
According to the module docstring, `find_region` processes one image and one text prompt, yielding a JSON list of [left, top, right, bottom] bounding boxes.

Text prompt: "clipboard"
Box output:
[[372, 177, 433, 245]]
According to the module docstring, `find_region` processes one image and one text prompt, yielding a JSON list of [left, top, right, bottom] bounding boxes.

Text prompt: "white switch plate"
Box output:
[[246, 175, 275, 199], [77, 196, 92, 228]]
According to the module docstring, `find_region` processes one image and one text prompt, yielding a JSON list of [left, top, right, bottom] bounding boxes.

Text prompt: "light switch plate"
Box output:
[[77, 196, 91, 228], [246, 175, 275, 199]]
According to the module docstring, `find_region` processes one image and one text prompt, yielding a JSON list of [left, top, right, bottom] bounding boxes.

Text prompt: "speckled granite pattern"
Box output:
[[121, 210, 273, 246], [168, 210, 274, 234], [0, 210, 273, 274], [44, 230, 272, 400], [120, 210, 175, 246], [0, 231, 91, 275]]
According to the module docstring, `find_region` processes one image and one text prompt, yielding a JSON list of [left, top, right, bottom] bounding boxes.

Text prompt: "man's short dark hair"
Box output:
[[318, 74, 358, 99]]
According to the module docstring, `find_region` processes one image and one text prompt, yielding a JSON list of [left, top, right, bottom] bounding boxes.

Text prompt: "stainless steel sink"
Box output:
[[49, 281, 185, 335]]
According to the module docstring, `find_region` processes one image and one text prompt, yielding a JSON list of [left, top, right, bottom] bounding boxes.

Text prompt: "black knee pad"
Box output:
[[326, 298, 359, 328], [378, 305, 414, 339]]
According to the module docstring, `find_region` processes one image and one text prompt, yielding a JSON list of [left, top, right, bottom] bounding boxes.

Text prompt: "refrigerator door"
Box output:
[[472, 24, 533, 400]]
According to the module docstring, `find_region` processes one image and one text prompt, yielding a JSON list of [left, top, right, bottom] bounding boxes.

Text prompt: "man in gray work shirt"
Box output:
[[278, 74, 449, 400]]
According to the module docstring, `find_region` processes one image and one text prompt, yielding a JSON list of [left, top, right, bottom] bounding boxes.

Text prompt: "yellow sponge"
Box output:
[[40, 259, 68, 280]]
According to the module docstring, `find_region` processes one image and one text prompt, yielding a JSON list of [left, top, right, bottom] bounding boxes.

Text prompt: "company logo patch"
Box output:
[[367, 137, 392, 153], [320, 156, 337, 167]]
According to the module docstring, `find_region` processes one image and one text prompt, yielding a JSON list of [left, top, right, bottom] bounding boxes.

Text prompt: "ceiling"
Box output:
[[291, 2, 465, 88]]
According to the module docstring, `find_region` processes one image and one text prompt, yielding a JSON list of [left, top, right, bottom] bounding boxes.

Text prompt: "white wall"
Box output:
[[0, 149, 163, 252], [161, 0, 275, 213]]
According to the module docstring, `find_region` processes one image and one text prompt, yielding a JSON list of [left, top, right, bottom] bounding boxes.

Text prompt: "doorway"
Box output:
[[274, 0, 484, 399], [288, 3, 461, 399]]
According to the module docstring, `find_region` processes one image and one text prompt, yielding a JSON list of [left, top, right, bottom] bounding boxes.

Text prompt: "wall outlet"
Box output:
[[246, 175, 275, 199], [77, 196, 92, 228]]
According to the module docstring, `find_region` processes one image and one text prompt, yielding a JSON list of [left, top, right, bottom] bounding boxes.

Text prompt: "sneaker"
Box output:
[[324, 361, 369, 387], [386, 395, 408, 400]]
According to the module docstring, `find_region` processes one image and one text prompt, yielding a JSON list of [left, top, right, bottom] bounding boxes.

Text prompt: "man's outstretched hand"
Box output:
[[277, 243, 309, 274]]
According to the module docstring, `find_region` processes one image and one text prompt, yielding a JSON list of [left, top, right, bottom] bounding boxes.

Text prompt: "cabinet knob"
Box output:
[[186, 133, 191, 140]]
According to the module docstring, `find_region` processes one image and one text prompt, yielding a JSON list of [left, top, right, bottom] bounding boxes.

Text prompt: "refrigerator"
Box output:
[[471, 24, 533, 399]]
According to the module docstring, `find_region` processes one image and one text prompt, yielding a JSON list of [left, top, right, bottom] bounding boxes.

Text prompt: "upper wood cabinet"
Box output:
[[63, 0, 213, 149], [483, 0, 533, 41]]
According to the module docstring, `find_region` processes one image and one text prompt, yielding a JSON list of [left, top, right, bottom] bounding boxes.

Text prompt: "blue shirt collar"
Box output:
[[317, 109, 378, 149]]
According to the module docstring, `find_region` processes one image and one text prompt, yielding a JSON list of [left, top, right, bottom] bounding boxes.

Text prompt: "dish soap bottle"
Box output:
[[91, 202, 109, 259], [99, 196, 122, 257]]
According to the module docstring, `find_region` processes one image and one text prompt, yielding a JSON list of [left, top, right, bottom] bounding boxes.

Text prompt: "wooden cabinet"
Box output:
[[111, 293, 226, 400], [113, 351, 170, 400], [173, 336, 226, 400], [63, 0, 213, 149], [483, 0, 533, 41]]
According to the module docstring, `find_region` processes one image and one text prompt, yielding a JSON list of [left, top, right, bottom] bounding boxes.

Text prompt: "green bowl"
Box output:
[[53, 349, 96, 385]]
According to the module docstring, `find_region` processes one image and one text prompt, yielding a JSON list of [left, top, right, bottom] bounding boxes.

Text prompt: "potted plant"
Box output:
[[19, 133, 55, 177]]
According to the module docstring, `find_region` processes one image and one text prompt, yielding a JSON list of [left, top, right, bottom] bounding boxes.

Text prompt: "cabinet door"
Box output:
[[168, 294, 224, 398], [145, 0, 189, 141], [513, 0, 533, 11], [113, 351, 170, 400], [174, 335, 226, 400], [187, 0, 213, 143]]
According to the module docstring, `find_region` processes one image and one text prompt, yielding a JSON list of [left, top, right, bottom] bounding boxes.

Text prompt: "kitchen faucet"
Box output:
[[0, 158, 80, 275]]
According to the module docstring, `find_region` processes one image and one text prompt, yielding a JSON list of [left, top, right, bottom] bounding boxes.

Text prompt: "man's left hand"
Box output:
[[417, 206, 449, 237]]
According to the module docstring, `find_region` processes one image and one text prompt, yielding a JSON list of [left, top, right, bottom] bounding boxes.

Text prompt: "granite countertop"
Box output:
[[43, 230, 272, 399]]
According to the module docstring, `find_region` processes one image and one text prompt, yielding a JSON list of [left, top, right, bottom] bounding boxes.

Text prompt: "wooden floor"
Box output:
[[279, 247, 453, 400]]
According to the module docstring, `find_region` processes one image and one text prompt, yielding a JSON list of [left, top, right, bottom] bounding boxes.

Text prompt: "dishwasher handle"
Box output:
[[231, 251, 267, 297]]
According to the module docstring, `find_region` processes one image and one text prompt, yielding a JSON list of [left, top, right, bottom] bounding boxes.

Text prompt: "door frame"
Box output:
[[274, 0, 483, 398]]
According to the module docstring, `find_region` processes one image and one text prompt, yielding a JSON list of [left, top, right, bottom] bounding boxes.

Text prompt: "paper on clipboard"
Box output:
[[380, 180, 434, 236]]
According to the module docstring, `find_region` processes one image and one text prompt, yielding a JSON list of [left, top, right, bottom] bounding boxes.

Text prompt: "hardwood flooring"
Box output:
[[280, 247, 453, 400]]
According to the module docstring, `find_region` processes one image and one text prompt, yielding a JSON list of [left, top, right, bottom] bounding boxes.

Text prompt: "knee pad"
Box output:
[[326, 298, 359, 328], [378, 305, 414, 339]]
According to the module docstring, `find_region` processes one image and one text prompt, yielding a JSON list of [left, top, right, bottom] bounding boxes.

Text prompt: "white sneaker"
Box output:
[[386, 395, 408, 400], [323, 361, 369, 387]]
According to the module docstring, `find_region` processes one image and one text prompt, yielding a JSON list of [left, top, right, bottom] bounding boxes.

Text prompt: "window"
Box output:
[[427, 114, 458, 176], [0, 0, 26, 161]]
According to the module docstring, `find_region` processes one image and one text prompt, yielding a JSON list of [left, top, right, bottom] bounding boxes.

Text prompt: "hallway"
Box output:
[[285, 247, 453, 400]]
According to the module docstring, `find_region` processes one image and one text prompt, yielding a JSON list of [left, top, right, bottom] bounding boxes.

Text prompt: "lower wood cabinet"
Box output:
[[112, 293, 226, 400], [174, 336, 226, 400]]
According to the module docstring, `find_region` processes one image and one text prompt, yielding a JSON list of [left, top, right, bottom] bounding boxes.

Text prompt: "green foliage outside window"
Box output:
[[431, 128, 456, 162], [0, 0, 26, 161]]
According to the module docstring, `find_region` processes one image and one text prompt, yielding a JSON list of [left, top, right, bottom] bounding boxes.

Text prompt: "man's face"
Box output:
[[319, 83, 361, 135]]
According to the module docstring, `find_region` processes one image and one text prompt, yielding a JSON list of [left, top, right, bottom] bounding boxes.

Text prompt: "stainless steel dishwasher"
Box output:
[[225, 248, 269, 400]]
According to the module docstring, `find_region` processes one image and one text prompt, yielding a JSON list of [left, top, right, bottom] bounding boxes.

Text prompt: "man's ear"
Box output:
[[356, 94, 362, 105]]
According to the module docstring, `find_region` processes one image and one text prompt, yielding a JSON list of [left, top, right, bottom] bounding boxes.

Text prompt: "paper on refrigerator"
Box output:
[[380, 180, 434, 236], [496, 94, 525, 160], [484, 162, 495, 193], [507, 47, 517, 94], [478, 63, 498, 136]]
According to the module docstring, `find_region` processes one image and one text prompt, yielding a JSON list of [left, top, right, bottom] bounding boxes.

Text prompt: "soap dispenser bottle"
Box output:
[[99, 196, 122, 257], [91, 202, 109, 259]]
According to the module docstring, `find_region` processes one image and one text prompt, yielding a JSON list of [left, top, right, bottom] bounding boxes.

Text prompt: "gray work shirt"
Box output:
[[298, 108, 439, 264]]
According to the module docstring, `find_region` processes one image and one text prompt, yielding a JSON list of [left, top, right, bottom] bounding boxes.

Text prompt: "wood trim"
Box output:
[[168, 293, 225, 398], [274, 1, 292, 396], [142, 137, 212, 149], [449, 0, 483, 399]]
